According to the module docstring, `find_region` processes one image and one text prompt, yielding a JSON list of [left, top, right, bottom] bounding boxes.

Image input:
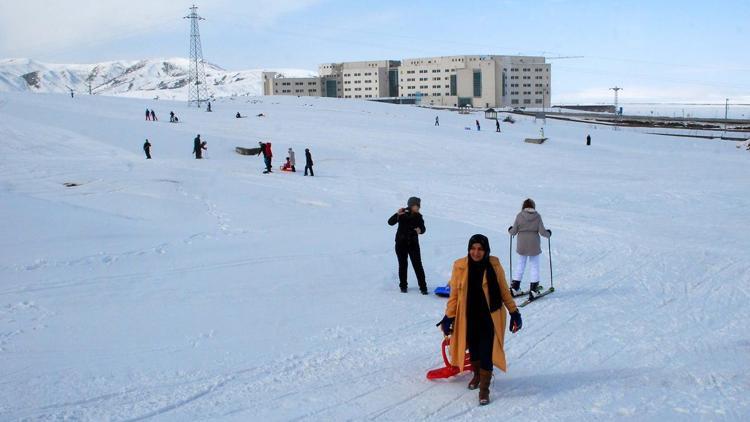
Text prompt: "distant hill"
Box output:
[[0, 58, 315, 100]]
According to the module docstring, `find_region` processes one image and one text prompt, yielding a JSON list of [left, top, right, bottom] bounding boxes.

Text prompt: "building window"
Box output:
[[450, 75, 457, 96], [473, 70, 481, 97], [524, 99, 531, 104], [511, 99, 519, 104]]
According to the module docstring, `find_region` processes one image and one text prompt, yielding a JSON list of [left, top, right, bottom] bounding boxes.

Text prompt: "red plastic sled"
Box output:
[[426, 337, 473, 380]]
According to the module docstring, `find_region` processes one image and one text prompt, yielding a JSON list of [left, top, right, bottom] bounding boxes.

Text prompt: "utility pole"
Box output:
[[609, 86, 622, 114], [184, 5, 209, 107], [725, 98, 729, 130]]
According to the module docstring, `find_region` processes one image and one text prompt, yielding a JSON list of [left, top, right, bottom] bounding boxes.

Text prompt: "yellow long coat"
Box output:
[[444, 256, 518, 372]]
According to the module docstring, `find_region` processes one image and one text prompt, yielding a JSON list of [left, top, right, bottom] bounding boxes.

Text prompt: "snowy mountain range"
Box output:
[[0, 58, 315, 100]]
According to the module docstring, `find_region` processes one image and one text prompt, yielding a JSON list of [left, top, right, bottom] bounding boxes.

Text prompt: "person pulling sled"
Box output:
[[435, 234, 521, 406]]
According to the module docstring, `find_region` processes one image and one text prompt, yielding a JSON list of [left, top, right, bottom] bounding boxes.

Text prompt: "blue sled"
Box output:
[[434, 285, 450, 297]]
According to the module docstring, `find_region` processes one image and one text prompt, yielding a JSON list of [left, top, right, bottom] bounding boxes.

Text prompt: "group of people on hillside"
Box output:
[[258, 142, 314, 175], [388, 196, 552, 405], [434, 115, 500, 132], [145, 109, 157, 121]]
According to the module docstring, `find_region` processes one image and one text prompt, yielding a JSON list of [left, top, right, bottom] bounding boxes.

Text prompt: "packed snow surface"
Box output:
[[0, 92, 748, 421]]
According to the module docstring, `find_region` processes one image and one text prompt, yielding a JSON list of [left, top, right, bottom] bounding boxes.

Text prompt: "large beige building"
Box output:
[[264, 55, 551, 108], [399, 55, 550, 108], [262, 72, 322, 96]]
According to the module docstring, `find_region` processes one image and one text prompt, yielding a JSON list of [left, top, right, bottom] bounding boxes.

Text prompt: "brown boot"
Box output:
[[467, 361, 480, 390], [478, 369, 492, 405]]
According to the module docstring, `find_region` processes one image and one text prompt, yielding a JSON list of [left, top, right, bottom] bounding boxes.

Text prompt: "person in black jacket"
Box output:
[[193, 135, 203, 159], [388, 196, 427, 294], [304, 148, 314, 176], [143, 139, 151, 159]]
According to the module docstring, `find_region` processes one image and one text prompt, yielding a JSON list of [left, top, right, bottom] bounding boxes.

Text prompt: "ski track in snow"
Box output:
[[0, 91, 749, 421]]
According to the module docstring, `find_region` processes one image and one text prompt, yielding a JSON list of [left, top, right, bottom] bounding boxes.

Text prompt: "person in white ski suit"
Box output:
[[288, 148, 296, 172], [508, 198, 551, 300]]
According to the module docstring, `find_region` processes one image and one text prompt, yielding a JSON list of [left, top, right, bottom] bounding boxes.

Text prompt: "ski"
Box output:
[[518, 287, 555, 307], [510, 289, 531, 298]]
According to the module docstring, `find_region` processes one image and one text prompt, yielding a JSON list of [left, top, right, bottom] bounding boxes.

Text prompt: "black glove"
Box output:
[[509, 311, 522, 333], [547, 229, 552, 236], [436, 315, 455, 336]]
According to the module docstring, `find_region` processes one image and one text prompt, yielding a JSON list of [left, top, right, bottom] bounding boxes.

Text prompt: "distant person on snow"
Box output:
[[437, 234, 521, 406], [287, 148, 296, 172], [207, 102, 212, 112], [201, 141, 207, 157], [143, 139, 151, 159], [388, 197, 427, 294], [193, 134, 203, 159], [236, 112, 242, 118], [435, 116, 440, 126], [587, 134, 591, 146], [150, 109, 157, 121], [170, 111, 175, 123], [496, 120, 501, 132], [475, 120, 480, 131], [259, 141, 273, 173], [281, 157, 292, 171], [146, 109, 151, 121], [70, 91, 74, 98], [508, 198, 551, 300], [304, 148, 314, 176]]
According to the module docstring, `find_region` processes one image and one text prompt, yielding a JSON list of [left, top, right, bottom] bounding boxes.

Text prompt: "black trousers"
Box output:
[[304, 164, 314, 176], [145, 150, 151, 159], [467, 324, 494, 371], [395, 240, 426, 290]]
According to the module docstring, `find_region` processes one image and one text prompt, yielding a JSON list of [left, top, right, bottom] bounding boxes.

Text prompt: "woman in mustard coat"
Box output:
[[438, 234, 522, 406]]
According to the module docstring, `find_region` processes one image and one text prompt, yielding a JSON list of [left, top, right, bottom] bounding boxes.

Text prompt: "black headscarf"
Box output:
[[468, 234, 502, 312]]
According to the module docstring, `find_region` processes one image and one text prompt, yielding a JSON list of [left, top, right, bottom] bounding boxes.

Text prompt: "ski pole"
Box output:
[[509, 234, 513, 281], [548, 236, 554, 289]]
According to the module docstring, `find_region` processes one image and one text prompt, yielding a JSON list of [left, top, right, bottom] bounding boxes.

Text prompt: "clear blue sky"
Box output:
[[2, 0, 748, 103]]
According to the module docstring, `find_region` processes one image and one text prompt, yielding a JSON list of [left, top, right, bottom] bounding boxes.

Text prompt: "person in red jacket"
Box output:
[[262, 142, 273, 173]]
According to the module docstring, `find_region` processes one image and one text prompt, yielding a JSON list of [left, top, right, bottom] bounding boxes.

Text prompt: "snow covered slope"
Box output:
[[0, 58, 314, 100], [0, 92, 748, 421]]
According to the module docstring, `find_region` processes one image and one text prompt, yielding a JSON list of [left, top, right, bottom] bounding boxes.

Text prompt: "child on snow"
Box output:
[[281, 157, 293, 171], [508, 198, 551, 300]]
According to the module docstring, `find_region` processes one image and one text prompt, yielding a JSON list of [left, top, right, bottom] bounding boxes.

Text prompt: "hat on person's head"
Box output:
[[407, 197, 421, 208]]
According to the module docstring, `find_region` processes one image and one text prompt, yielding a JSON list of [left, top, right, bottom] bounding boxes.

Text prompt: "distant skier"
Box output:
[[70, 91, 74, 98], [201, 141, 207, 157], [304, 148, 314, 176], [475, 120, 480, 131], [236, 112, 242, 118], [146, 109, 151, 121], [586, 134, 591, 146], [435, 116, 439, 126], [508, 198, 551, 300], [207, 102, 212, 112], [287, 148, 296, 172], [143, 139, 151, 159], [150, 109, 157, 121], [540, 127, 545, 138], [193, 135, 203, 159], [495, 120, 500, 132], [437, 234, 521, 406], [170, 111, 175, 123], [388, 197, 427, 294]]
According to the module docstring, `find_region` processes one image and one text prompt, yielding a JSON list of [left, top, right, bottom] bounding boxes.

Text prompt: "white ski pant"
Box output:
[[513, 253, 541, 283]]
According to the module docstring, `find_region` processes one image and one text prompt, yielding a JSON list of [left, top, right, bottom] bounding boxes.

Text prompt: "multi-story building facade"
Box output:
[[264, 55, 551, 108], [398, 55, 550, 108], [262, 72, 322, 96], [338, 60, 400, 99]]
